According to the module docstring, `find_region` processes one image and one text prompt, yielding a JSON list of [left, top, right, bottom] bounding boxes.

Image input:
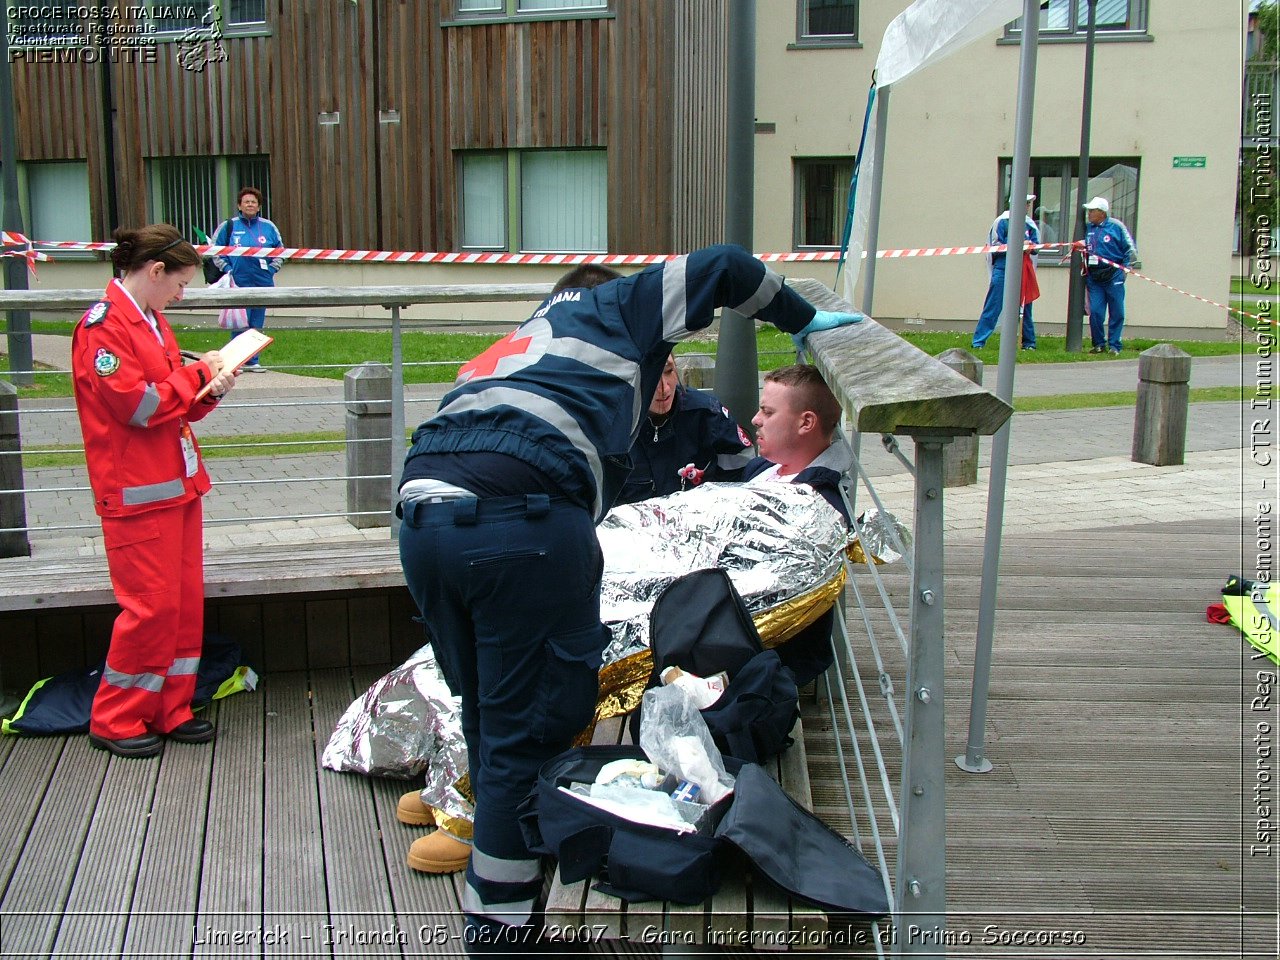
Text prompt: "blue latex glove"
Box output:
[[791, 309, 864, 354]]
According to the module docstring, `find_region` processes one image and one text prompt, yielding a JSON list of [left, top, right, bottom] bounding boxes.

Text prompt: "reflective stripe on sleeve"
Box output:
[[660, 255, 690, 342], [731, 266, 783, 319], [129, 384, 161, 427]]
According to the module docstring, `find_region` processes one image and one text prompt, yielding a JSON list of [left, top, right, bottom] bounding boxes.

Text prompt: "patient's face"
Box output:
[[649, 356, 678, 417], [752, 381, 804, 463]]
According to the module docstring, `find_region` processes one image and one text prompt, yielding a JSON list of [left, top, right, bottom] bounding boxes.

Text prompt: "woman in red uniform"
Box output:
[[72, 224, 237, 758]]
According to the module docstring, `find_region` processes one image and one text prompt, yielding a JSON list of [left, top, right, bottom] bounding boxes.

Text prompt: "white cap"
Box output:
[[1026, 193, 1036, 203], [1083, 196, 1110, 215]]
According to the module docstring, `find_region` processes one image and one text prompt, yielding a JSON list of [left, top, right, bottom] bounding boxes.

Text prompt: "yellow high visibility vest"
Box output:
[[1223, 576, 1279, 665]]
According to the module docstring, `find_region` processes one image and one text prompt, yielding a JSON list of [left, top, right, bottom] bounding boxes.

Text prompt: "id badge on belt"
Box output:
[[180, 423, 199, 477]]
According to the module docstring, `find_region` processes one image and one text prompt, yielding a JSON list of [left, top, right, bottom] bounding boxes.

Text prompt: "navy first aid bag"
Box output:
[[520, 745, 891, 918], [630, 569, 799, 763]]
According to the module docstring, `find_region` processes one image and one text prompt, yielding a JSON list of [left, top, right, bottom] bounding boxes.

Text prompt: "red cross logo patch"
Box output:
[[456, 320, 551, 384]]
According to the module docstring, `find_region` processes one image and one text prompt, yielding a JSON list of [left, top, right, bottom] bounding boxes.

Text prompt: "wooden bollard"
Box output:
[[0, 381, 30, 558], [676, 353, 715, 390], [1132, 344, 1192, 466], [937, 348, 983, 487], [344, 362, 393, 528]]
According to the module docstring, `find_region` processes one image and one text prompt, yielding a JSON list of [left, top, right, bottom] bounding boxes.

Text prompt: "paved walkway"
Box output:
[[9, 336, 1256, 558]]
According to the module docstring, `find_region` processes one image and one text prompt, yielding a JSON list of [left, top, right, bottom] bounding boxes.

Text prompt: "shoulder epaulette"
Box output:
[[83, 300, 109, 327]]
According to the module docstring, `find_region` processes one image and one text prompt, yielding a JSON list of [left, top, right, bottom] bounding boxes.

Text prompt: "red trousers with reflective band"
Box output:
[[92, 497, 204, 739]]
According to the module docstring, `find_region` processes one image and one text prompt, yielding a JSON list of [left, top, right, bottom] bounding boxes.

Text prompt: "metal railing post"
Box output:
[[389, 303, 406, 536], [895, 435, 949, 952]]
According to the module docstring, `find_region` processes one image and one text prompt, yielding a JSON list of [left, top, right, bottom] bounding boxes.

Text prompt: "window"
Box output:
[[25, 162, 92, 243], [458, 149, 607, 253], [147, 0, 267, 33], [456, 0, 607, 19], [998, 156, 1140, 260], [1006, 0, 1148, 39], [147, 155, 272, 243], [793, 158, 854, 249], [460, 153, 508, 249], [797, 0, 858, 45]]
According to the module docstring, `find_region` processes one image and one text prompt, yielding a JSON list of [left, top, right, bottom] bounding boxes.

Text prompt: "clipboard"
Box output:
[[193, 328, 273, 400]]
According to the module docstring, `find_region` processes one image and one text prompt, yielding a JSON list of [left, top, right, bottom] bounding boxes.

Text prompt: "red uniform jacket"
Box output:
[[72, 279, 221, 518]]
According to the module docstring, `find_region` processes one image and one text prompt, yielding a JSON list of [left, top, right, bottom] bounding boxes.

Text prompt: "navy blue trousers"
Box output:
[[399, 494, 605, 953], [972, 268, 1036, 350], [1087, 274, 1127, 350]]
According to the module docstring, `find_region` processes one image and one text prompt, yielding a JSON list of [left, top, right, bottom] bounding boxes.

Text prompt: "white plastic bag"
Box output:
[[213, 274, 249, 330], [638, 684, 735, 804]]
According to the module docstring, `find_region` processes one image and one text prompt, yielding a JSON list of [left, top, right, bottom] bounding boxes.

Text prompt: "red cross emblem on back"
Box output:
[[457, 329, 536, 383]]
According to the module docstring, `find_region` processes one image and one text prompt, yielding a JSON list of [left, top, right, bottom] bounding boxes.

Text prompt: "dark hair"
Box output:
[[237, 186, 264, 205], [552, 264, 622, 294], [764, 364, 842, 435], [110, 224, 201, 275]]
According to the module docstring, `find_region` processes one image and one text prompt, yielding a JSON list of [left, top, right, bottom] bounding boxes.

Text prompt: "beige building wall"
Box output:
[[754, 1, 1242, 336]]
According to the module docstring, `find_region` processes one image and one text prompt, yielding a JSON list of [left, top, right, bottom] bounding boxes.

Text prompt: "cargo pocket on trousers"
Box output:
[[535, 625, 606, 746]]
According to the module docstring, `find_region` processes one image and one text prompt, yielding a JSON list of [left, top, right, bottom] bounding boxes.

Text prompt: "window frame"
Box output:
[[792, 156, 856, 251], [20, 160, 96, 259], [456, 148, 608, 254], [997, 155, 1141, 266], [447, 0, 613, 26], [146, 154, 273, 245], [1001, 0, 1150, 43], [145, 0, 271, 40], [791, 0, 861, 49]]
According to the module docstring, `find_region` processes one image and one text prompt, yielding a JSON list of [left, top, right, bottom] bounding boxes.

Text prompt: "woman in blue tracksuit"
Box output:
[[1082, 196, 1137, 354], [396, 245, 861, 953], [972, 196, 1039, 351], [210, 187, 284, 370]]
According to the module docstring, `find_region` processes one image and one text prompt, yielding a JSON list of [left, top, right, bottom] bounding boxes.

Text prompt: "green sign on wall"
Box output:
[[1172, 156, 1207, 168]]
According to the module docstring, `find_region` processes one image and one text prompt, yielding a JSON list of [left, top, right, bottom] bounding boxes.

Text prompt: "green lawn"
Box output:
[[1232, 276, 1276, 297], [1, 322, 1251, 399]]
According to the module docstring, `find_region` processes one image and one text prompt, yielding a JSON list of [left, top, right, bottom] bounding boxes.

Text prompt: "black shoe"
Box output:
[[165, 718, 215, 744], [89, 732, 163, 758], [1088, 345, 1105, 354]]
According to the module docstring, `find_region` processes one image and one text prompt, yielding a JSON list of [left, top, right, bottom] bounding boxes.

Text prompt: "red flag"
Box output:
[[1020, 254, 1040, 306]]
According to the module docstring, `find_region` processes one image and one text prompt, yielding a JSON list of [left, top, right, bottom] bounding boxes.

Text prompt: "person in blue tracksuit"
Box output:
[[396, 245, 861, 953], [972, 195, 1039, 351], [615, 352, 752, 505], [741, 364, 851, 686], [210, 187, 284, 370], [1082, 196, 1138, 354]]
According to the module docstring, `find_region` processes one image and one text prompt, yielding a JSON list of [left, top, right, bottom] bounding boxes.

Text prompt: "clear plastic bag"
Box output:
[[638, 684, 735, 803]]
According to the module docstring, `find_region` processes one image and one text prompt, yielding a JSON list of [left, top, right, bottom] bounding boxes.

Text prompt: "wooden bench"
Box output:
[[544, 715, 829, 954], [0, 540, 424, 690]]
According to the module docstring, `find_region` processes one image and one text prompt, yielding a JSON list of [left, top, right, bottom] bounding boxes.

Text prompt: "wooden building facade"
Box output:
[[13, 0, 730, 255]]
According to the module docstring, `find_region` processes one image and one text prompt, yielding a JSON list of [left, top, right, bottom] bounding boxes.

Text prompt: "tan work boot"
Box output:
[[396, 789, 436, 826], [407, 830, 471, 874]]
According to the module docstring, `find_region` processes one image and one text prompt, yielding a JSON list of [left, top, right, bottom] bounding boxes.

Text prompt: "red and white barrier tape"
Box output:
[[1, 232, 1265, 323]]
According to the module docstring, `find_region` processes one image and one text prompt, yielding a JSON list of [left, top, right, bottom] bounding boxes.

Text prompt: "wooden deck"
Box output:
[[0, 517, 1270, 957]]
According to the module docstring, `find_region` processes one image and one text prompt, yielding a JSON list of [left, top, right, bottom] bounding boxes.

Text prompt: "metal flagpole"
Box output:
[[714, 0, 760, 435], [957, 0, 1041, 774], [1064, 0, 1098, 353]]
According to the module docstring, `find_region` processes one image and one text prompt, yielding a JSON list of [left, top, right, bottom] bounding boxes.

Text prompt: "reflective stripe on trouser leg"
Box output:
[[92, 499, 201, 739]]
